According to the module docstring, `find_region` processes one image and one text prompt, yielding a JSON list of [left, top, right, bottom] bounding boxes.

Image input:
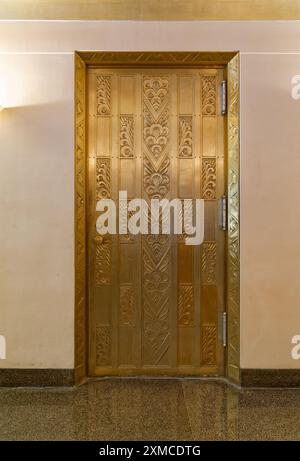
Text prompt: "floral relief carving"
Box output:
[[143, 248, 170, 294], [142, 74, 171, 365], [96, 158, 110, 200], [144, 157, 170, 200], [143, 76, 169, 112], [201, 158, 216, 200], [202, 76, 216, 115], [96, 75, 111, 115], [143, 108, 169, 163], [179, 116, 193, 157], [120, 115, 134, 158]]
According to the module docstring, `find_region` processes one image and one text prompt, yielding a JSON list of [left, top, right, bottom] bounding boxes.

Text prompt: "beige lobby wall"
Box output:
[[0, 54, 75, 368], [0, 20, 299, 369], [241, 53, 300, 368]]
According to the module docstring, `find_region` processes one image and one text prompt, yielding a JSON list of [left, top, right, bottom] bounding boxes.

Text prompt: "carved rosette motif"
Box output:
[[201, 158, 216, 199], [120, 115, 134, 158], [142, 75, 171, 365], [179, 116, 193, 157], [201, 76, 216, 115], [96, 75, 111, 115]]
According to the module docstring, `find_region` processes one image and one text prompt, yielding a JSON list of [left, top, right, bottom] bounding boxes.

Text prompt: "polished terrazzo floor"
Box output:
[[0, 379, 300, 440]]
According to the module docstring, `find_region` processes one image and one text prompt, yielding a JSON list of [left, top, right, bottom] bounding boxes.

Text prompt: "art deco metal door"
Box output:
[[87, 67, 225, 376]]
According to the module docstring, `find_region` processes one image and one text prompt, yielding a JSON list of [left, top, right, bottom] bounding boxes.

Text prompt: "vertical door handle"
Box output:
[[219, 195, 227, 231]]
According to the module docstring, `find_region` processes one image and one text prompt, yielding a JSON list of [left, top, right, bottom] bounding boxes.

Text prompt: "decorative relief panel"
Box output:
[[201, 158, 216, 199], [96, 158, 111, 200], [143, 244, 170, 293], [95, 243, 112, 285], [143, 76, 169, 112], [120, 285, 135, 325], [119, 234, 134, 244], [120, 115, 134, 158], [96, 325, 111, 366], [144, 317, 170, 365], [143, 75, 170, 185], [119, 200, 135, 243], [144, 157, 170, 200], [143, 108, 169, 166], [178, 116, 193, 157], [201, 242, 217, 285], [201, 76, 216, 115], [178, 284, 194, 326], [142, 75, 171, 365], [96, 75, 111, 115], [201, 324, 217, 365], [145, 234, 169, 260]]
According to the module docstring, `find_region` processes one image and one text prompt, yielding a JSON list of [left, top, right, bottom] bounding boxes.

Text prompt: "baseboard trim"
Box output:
[[241, 369, 300, 387], [1, 368, 299, 388], [0, 369, 75, 387]]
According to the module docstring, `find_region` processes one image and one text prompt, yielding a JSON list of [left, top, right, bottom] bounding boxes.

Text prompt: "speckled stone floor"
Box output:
[[0, 379, 299, 440]]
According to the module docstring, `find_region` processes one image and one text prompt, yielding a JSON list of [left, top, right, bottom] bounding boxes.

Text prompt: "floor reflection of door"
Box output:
[[88, 68, 225, 376]]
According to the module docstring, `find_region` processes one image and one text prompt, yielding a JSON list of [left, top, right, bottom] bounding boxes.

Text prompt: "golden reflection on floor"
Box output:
[[0, 379, 300, 440]]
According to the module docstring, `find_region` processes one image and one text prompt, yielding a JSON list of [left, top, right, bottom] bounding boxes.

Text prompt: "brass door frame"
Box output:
[[74, 51, 240, 385]]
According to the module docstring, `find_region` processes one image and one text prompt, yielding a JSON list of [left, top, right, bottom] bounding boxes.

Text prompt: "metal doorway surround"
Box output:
[[74, 51, 240, 385]]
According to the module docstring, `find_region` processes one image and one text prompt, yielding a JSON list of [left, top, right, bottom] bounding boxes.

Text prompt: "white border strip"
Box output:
[[0, 51, 300, 55]]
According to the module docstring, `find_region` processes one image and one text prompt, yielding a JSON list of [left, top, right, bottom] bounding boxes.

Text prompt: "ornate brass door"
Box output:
[[87, 67, 225, 376]]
